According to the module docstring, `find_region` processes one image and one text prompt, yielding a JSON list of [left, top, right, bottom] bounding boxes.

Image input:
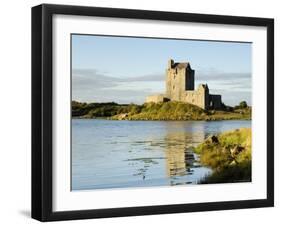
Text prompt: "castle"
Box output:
[[145, 59, 222, 110]]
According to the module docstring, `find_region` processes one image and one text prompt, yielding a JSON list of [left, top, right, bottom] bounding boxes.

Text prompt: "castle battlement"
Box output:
[[145, 59, 222, 110]]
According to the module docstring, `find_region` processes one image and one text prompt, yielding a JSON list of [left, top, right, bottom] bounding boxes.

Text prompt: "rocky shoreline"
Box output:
[[194, 128, 252, 183]]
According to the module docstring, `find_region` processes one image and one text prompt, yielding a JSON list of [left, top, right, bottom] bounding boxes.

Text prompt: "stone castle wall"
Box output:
[[145, 59, 222, 110], [183, 85, 209, 109], [165, 59, 209, 109], [145, 94, 169, 103], [166, 59, 195, 102], [209, 94, 222, 109]]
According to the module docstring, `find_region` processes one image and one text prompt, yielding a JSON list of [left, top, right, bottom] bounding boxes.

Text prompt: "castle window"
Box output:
[[173, 85, 175, 90], [174, 74, 176, 79]]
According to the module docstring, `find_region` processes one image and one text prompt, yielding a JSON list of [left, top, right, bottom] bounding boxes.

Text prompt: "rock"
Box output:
[[118, 113, 128, 120], [185, 152, 195, 160], [211, 135, 219, 143], [230, 145, 244, 157], [206, 135, 219, 144]]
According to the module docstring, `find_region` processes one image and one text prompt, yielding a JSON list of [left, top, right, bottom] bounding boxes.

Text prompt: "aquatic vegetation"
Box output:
[[194, 128, 252, 183]]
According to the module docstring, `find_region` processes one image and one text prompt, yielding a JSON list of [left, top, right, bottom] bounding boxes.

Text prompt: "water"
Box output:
[[72, 119, 251, 190]]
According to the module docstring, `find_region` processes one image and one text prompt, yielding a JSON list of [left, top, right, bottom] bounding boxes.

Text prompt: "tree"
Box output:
[[239, 101, 248, 109]]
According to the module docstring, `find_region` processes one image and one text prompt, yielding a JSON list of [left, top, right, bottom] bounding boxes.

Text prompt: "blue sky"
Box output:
[[72, 34, 252, 106]]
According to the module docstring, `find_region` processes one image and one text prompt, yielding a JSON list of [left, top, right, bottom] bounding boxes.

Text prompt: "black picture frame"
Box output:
[[32, 3, 274, 222]]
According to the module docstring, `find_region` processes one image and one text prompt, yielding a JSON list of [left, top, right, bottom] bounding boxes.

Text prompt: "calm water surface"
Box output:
[[72, 119, 251, 190]]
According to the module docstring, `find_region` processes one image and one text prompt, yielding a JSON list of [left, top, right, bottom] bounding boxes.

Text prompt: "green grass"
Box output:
[[72, 100, 251, 121], [201, 161, 251, 183], [112, 102, 251, 121], [194, 128, 252, 183], [124, 101, 205, 120]]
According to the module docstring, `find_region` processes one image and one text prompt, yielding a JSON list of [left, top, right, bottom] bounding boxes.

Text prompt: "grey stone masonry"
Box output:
[[145, 59, 222, 110]]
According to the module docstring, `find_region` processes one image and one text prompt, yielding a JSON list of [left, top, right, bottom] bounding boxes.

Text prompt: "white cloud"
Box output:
[[72, 68, 251, 106]]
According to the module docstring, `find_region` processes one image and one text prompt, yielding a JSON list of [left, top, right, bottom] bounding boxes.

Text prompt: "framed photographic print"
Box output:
[[32, 4, 274, 221]]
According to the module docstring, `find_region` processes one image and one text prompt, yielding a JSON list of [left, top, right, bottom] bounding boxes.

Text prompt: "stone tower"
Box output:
[[145, 58, 222, 110], [166, 59, 195, 101]]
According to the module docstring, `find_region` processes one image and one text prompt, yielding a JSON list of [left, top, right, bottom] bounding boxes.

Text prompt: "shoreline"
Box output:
[[194, 128, 252, 184], [72, 101, 251, 121], [72, 117, 252, 122]]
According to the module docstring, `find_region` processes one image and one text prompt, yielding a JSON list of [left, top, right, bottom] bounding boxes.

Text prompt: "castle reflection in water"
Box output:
[[72, 119, 250, 190], [162, 122, 207, 185]]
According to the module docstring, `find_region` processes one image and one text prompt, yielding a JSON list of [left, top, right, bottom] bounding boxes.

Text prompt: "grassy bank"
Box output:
[[194, 128, 251, 183], [72, 101, 251, 121]]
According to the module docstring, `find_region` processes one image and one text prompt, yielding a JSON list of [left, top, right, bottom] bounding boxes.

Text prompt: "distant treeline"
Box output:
[[72, 100, 251, 121], [72, 101, 141, 117]]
